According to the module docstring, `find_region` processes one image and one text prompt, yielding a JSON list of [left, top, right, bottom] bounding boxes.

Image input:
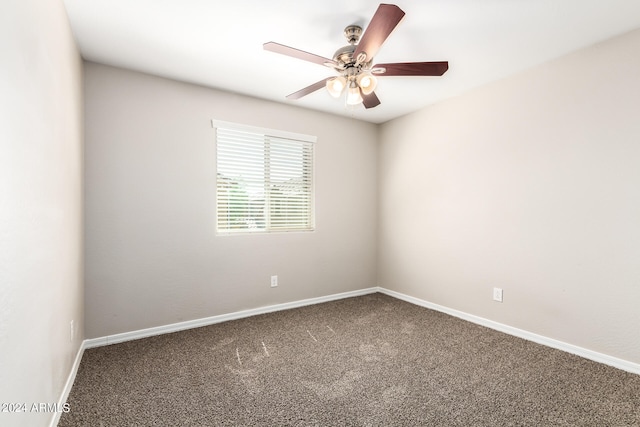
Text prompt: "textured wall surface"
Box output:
[[378, 29, 640, 364], [83, 62, 378, 338], [0, 1, 84, 426]]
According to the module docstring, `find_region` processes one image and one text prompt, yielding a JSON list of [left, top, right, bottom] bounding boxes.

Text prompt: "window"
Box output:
[[215, 121, 315, 233]]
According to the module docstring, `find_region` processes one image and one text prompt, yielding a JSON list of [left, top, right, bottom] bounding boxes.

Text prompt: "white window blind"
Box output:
[[215, 123, 315, 233]]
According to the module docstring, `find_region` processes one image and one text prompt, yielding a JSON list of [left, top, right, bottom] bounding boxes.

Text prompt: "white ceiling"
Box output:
[[63, 0, 640, 124]]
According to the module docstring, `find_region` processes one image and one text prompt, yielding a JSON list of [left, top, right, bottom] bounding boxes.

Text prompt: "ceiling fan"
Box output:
[[263, 3, 448, 109]]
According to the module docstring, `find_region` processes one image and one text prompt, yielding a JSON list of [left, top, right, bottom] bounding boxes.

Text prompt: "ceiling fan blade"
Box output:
[[362, 91, 381, 109], [353, 4, 405, 64], [286, 79, 329, 100], [372, 61, 449, 76], [264, 42, 337, 67]]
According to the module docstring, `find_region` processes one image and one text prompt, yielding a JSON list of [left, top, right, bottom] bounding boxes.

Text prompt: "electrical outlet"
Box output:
[[493, 287, 503, 302], [270, 275, 278, 288], [70, 320, 75, 342]]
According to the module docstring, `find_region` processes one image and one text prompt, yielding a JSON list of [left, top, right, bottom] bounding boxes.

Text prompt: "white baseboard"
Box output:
[[84, 287, 379, 349], [377, 287, 640, 375], [83, 286, 640, 374], [50, 340, 86, 427]]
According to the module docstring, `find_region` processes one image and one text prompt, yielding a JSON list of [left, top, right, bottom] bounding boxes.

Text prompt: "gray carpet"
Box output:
[[59, 293, 640, 426]]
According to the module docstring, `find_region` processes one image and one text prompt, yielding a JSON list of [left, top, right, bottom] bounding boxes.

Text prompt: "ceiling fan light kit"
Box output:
[[326, 76, 347, 98], [263, 3, 448, 110], [357, 72, 377, 95], [346, 82, 364, 106]]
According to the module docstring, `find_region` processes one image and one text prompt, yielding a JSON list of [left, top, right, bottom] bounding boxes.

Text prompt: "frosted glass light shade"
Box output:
[[346, 85, 363, 105], [357, 73, 377, 95], [326, 76, 346, 98]]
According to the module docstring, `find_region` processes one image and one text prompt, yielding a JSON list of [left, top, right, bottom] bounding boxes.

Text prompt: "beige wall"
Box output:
[[0, 0, 84, 426], [379, 29, 640, 364], [83, 62, 378, 338]]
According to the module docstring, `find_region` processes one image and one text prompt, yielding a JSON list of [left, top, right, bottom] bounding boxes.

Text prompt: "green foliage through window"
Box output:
[[216, 125, 314, 233]]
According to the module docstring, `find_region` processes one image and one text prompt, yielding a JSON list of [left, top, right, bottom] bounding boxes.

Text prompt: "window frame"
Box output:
[[213, 120, 316, 235]]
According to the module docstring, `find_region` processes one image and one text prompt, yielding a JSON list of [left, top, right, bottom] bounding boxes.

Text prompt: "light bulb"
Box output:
[[357, 72, 377, 95], [326, 76, 346, 98]]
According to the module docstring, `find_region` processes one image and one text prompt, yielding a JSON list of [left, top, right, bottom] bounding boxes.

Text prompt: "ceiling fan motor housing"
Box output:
[[333, 44, 357, 67]]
